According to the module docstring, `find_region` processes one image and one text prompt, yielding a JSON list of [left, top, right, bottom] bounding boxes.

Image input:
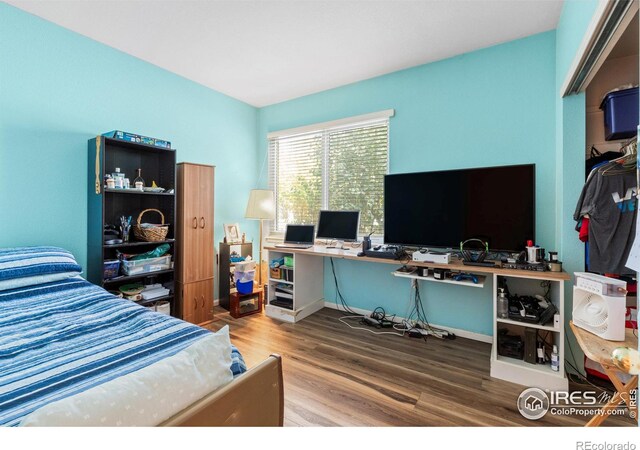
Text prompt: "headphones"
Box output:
[[459, 238, 489, 263]]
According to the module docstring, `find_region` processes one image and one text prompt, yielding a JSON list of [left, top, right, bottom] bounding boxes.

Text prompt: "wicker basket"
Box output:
[[132, 209, 169, 242]]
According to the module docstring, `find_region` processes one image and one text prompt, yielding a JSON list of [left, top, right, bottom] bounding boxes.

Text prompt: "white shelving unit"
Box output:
[[265, 250, 324, 323], [490, 273, 568, 391]]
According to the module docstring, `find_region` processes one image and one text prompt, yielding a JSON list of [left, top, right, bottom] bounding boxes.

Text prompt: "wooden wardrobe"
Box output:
[[176, 163, 215, 325]]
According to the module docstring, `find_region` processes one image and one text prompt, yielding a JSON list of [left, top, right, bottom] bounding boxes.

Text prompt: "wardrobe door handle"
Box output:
[[194, 298, 197, 310], [200, 217, 205, 228], [192, 217, 198, 229], [201, 295, 205, 308]]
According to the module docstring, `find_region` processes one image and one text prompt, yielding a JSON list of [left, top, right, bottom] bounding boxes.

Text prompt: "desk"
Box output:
[[265, 245, 569, 390], [266, 245, 570, 281], [570, 321, 638, 426]]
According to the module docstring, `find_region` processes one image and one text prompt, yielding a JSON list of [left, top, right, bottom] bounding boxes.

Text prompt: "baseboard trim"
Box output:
[[323, 301, 493, 344]]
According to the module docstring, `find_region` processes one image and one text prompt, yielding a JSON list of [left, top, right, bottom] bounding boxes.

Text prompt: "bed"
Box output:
[[0, 246, 283, 427]]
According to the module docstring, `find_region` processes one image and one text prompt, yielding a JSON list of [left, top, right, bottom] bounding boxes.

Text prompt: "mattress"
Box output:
[[0, 276, 246, 426]]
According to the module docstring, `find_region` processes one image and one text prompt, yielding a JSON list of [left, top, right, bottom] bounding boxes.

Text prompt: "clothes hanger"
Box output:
[[589, 145, 602, 158], [601, 140, 636, 175]]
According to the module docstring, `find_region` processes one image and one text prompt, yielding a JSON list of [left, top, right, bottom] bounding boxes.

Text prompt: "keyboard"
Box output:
[[275, 244, 313, 249], [462, 260, 497, 267]]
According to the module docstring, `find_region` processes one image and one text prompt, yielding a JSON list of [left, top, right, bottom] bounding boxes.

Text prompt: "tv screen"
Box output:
[[384, 164, 535, 252], [316, 210, 360, 241]]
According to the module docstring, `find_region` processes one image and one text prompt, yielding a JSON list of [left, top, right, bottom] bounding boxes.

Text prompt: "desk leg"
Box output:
[[585, 364, 638, 427]]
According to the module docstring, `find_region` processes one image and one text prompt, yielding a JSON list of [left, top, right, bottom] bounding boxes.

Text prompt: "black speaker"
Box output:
[[524, 327, 538, 364]]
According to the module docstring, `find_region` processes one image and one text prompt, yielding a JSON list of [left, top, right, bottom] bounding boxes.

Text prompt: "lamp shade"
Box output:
[[245, 189, 275, 220]]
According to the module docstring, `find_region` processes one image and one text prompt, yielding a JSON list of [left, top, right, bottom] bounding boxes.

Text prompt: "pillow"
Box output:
[[0, 246, 82, 290]]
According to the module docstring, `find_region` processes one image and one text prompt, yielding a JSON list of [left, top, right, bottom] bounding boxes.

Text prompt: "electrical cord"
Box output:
[[331, 257, 436, 343], [540, 280, 551, 301], [564, 324, 585, 377], [338, 315, 406, 336], [330, 257, 358, 315], [399, 280, 451, 339]]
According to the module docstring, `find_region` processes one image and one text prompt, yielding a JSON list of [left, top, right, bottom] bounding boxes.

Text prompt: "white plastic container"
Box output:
[[121, 255, 171, 275], [235, 260, 256, 272], [155, 301, 171, 315]]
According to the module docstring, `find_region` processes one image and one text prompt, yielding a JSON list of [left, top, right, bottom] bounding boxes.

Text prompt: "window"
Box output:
[[268, 111, 392, 236]]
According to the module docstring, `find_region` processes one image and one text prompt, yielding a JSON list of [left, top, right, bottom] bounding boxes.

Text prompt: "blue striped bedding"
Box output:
[[0, 276, 246, 427]]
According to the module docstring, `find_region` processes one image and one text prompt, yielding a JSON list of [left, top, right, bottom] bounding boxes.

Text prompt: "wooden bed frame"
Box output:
[[160, 354, 284, 427]]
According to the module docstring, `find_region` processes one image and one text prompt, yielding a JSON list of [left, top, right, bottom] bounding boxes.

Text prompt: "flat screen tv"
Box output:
[[384, 164, 535, 252]]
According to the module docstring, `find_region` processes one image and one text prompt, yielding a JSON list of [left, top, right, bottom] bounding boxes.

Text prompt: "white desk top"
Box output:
[[264, 245, 571, 281]]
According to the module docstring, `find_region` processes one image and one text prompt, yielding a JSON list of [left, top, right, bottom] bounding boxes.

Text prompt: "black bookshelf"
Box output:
[[88, 136, 177, 315]]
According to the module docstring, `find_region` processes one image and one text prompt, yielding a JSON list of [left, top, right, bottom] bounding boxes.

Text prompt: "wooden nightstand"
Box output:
[[230, 287, 263, 319]]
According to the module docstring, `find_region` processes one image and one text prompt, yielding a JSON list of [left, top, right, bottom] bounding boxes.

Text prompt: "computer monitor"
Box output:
[[283, 225, 315, 245], [316, 210, 360, 244]]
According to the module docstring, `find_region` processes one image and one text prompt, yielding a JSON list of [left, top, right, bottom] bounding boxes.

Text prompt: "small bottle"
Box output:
[[551, 345, 559, 371], [497, 288, 509, 319], [536, 341, 545, 364], [134, 168, 145, 190], [113, 168, 124, 189], [106, 175, 115, 189]]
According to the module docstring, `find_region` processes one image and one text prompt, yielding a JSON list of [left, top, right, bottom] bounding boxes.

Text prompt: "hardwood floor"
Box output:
[[207, 307, 635, 427]]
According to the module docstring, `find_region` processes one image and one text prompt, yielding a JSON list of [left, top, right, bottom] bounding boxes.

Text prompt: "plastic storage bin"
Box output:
[[600, 87, 639, 140], [234, 269, 255, 294], [236, 280, 254, 294], [121, 255, 171, 276]]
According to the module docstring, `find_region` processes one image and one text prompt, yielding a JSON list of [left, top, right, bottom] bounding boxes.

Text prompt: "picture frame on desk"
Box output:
[[224, 223, 242, 243]]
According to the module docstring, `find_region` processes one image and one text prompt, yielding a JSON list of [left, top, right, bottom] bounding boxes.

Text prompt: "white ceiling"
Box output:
[[6, 0, 563, 107]]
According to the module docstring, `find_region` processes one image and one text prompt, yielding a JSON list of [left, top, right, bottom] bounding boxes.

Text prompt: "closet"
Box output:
[[571, 3, 639, 384], [585, 13, 638, 163], [582, 9, 638, 276], [176, 163, 215, 325]]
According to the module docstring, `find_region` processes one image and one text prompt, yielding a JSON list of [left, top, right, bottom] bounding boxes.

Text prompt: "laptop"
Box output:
[[275, 224, 315, 249]]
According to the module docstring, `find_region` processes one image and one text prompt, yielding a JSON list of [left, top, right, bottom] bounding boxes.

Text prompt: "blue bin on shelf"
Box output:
[[600, 87, 639, 140], [234, 268, 256, 295], [236, 280, 254, 295]]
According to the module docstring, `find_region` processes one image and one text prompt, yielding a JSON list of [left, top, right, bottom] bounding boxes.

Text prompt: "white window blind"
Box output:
[[268, 115, 390, 236]]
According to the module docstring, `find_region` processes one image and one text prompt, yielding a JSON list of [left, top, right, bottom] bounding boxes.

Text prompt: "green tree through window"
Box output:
[[269, 120, 389, 236]]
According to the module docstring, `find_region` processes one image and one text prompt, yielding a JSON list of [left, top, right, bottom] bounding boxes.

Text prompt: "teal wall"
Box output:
[[258, 32, 557, 336], [0, 4, 259, 281], [1, 1, 605, 340], [554, 0, 600, 371]]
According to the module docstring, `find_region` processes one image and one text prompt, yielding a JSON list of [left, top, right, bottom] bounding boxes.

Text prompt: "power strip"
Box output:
[[400, 322, 456, 340], [362, 316, 381, 327], [362, 315, 394, 328]]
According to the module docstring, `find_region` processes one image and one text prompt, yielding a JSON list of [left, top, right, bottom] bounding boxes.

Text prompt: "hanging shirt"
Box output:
[[575, 167, 637, 275]]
